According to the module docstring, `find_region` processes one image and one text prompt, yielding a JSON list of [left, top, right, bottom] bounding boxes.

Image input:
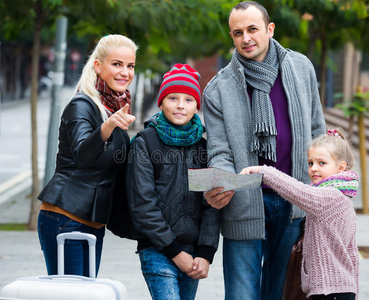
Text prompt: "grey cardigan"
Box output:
[[202, 40, 326, 240]]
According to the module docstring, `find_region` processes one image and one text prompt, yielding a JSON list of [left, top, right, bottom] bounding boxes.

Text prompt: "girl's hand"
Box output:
[[204, 188, 234, 209], [187, 257, 210, 279], [101, 104, 136, 141], [239, 166, 262, 175]]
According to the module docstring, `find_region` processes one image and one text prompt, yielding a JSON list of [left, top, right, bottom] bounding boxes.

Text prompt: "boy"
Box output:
[[126, 64, 220, 300]]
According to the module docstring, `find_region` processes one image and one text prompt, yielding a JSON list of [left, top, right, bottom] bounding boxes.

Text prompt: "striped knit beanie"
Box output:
[[157, 63, 201, 109]]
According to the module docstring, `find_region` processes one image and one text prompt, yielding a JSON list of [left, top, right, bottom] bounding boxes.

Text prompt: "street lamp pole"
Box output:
[[0, 41, 2, 136], [44, 16, 68, 187]]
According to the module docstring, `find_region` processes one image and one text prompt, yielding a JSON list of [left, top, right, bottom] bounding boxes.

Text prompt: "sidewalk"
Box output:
[[0, 230, 224, 300], [0, 218, 368, 299], [0, 88, 368, 299]]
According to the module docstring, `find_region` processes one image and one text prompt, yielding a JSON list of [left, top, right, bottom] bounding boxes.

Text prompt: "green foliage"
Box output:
[[1, 0, 368, 72], [52, 0, 235, 71], [0, 223, 27, 231], [335, 91, 369, 117], [0, 0, 64, 42], [255, 0, 368, 61]]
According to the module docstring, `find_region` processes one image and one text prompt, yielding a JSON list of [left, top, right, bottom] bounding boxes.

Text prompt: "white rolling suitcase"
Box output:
[[0, 231, 127, 300]]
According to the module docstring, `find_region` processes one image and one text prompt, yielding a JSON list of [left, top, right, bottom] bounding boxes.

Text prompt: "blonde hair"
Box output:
[[74, 34, 138, 121], [309, 128, 355, 170]]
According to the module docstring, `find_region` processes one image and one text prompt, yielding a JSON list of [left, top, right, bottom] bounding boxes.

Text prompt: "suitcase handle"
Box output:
[[56, 232, 97, 278], [39, 275, 95, 282]]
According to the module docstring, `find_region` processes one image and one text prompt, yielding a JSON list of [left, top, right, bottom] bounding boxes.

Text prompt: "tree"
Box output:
[[264, 0, 368, 108], [0, 0, 237, 229], [257, 0, 368, 108], [298, 0, 367, 108], [336, 88, 369, 214], [0, 0, 63, 230], [63, 0, 236, 72]]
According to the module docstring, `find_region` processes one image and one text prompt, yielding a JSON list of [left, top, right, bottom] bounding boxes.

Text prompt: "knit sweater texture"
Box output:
[[260, 166, 359, 297], [202, 39, 326, 240]]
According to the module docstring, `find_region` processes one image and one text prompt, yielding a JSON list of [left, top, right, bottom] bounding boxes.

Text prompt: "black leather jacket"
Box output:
[[38, 93, 130, 224], [126, 121, 220, 263]]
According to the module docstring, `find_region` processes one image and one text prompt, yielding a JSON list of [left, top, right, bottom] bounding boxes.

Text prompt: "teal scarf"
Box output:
[[147, 112, 204, 146]]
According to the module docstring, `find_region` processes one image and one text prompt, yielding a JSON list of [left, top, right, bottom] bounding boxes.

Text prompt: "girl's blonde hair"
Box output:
[[309, 128, 354, 170], [74, 34, 138, 120]]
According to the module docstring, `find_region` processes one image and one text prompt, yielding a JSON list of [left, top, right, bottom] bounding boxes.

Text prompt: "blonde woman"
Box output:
[[37, 34, 137, 276]]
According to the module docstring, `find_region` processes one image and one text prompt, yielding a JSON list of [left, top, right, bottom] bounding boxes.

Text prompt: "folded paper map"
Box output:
[[188, 167, 262, 192]]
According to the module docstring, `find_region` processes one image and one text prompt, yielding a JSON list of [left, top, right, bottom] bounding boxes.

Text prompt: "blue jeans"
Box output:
[[223, 190, 303, 300], [139, 247, 199, 300], [37, 210, 105, 277]]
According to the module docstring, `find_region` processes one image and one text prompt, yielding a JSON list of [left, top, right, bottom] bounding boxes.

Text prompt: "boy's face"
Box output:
[[159, 93, 198, 126]]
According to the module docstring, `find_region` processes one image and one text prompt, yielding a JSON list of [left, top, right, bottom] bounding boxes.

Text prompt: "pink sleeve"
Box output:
[[260, 166, 347, 217]]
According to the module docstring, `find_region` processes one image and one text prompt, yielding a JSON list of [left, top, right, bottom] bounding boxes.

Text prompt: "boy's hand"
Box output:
[[187, 257, 210, 279], [239, 166, 261, 175], [204, 188, 234, 209], [172, 251, 194, 274]]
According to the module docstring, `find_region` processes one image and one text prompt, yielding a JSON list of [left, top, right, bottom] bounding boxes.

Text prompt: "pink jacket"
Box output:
[[260, 166, 359, 297]]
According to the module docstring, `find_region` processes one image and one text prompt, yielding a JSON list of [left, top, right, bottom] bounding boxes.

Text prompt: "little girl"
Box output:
[[241, 129, 359, 300]]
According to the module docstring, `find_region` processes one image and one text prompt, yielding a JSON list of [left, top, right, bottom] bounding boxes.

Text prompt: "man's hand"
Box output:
[[204, 188, 234, 209]]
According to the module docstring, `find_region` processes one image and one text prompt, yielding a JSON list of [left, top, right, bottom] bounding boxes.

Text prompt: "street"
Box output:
[[0, 89, 69, 190]]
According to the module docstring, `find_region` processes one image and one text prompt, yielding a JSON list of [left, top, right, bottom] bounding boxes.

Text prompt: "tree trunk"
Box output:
[[319, 32, 328, 110], [307, 30, 317, 62], [27, 25, 42, 230], [348, 115, 354, 141], [358, 113, 368, 214]]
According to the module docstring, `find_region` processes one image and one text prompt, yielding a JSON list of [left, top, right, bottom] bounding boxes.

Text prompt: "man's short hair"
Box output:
[[228, 1, 270, 28]]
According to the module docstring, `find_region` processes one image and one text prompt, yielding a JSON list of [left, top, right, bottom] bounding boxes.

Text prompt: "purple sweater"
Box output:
[[260, 166, 359, 297], [248, 74, 292, 188]]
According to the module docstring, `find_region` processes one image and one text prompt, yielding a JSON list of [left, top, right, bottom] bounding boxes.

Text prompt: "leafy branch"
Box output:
[[335, 91, 369, 117]]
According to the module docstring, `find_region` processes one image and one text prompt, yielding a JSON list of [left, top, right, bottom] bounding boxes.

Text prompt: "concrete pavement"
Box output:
[[0, 218, 368, 299], [0, 230, 225, 300], [0, 87, 368, 299]]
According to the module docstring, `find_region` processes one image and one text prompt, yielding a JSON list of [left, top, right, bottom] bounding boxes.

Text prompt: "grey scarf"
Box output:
[[235, 39, 280, 162]]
